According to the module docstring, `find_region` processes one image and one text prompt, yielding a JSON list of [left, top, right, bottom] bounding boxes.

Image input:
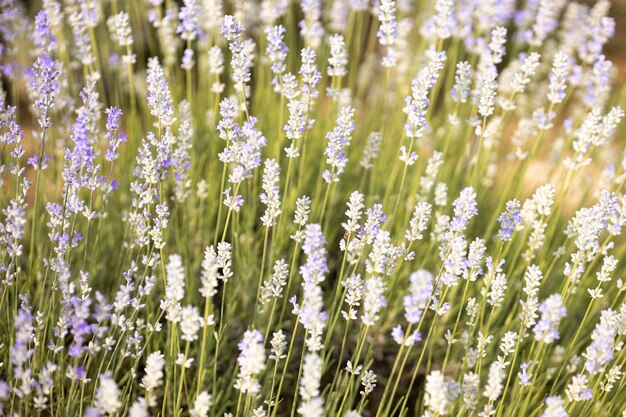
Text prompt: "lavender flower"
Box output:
[[533, 294, 567, 344], [547, 52, 571, 105], [327, 34, 348, 78], [477, 63, 498, 118], [190, 392, 213, 417], [497, 199, 522, 241], [178, 0, 202, 41], [450, 187, 478, 233], [34, 10, 56, 55], [161, 254, 185, 322], [403, 269, 433, 324], [299, 224, 328, 351], [146, 57, 174, 128], [104, 106, 126, 162], [300, 0, 324, 49], [260, 159, 282, 227], [234, 329, 266, 395], [323, 106, 355, 183], [266, 25, 288, 84], [451, 61, 472, 104], [94, 373, 122, 415], [403, 48, 446, 143], [377, 0, 398, 68], [583, 309, 617, 375], [108, 11, 135, 65], [28, 54, 60, 130], [298, 353, 324, 417], [360, 132, 382, 170], [541, 396, 568, 417]]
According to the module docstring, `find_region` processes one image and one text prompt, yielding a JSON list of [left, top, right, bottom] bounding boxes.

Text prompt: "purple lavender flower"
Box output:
[[450, 187, 477, 233], [10, 296, 35, 397], [104, 107, 126, 162], [178, 0, 202, 41], [27, 54, 60, 130], [34, 10, 56, 54], [403, 270, 434, 324], [497, 199, 522, 241], [221, 15, 244, 41], [533, 294, 566, 344], [363, 204, 387, 243]]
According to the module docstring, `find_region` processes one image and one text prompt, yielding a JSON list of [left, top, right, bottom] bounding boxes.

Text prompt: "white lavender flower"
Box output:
[[180, 305, 203, 341], [478, 64, 498, 118], [547, 52, 571, 105], [361, 370, 377, 396], [299, 47, 321, 107], [377, 0, 398, 68], [510, 52, 541, 95], [266, 25, 288, 83], [565, 374, 592, 402], [269, 330, 287, 361], [107, 12, 136, 64], [483, 362, 504, 402], [403, 48, 446, 142], [141, 351, 165, 392], [299, 224, 328, 351], [94, 373, 121, 415], [520, 264, 544, 328], [497, 199, 522, 241], [190, 392, 213, 417], [489, 26, 507, 65], [596, 255, 617, 283], [260, 159, 282, 227], [200, 246, 219, 299], [300, 0, 324, 49], [342, 191, 365, 235], [146, 57, 174, 128], [433, 0, 456, 40], [284, 99, 307, 158], [531, 0, 566, 47], [361, 275, 386, 326], [323, 106, 355, 184], [328, 34, 348, 78], [217, 242, 233, 282], [161, 254, 186, 322], [360, 132, 382, 170], [128, 397, 149, 417], [452, 61, 472, 104], [294, 196, 312, 228], [341, 273, 363, 321], [234, 329, 266, 395], [405, 202, 432, 242], [298, 353, 324, 417], [260, 259, 289, 304], [423, 370, 452, 415]]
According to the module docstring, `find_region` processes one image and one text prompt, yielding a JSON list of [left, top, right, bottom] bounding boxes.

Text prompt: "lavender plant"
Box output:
[[1, 0, 626, 417]]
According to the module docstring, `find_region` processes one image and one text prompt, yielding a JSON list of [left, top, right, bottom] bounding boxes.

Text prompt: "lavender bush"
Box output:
[[0, 0, 626, 416]]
